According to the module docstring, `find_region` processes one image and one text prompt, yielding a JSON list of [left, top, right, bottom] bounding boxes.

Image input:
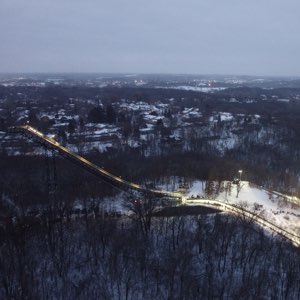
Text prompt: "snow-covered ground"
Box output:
[[157, 86, 227, 93], [185, 181, 300, 237]]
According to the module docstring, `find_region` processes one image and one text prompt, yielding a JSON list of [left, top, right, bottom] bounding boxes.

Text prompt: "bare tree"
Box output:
[[124, 191, 158, 236], [236, 181, 245, 198]]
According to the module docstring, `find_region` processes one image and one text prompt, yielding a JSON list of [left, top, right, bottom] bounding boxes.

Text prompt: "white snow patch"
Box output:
[[186, 181, 300, 236]]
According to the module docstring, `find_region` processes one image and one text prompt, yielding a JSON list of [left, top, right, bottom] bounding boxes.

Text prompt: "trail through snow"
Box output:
[[185, 181, 300, 237]]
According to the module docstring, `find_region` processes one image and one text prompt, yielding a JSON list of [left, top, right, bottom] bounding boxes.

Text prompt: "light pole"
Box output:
[[238, 170, 243, 181]]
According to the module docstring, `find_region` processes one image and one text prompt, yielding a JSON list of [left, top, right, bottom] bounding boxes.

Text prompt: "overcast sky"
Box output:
[[1, 0, 300, 76]]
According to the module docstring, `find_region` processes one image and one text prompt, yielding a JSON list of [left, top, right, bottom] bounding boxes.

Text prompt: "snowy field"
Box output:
[[185, 181, 300, 237]]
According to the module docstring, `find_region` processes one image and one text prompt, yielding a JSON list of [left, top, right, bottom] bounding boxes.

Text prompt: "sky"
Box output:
[[1, 0, 300, 76]]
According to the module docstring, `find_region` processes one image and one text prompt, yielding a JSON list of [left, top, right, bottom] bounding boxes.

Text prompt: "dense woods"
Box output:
[[1, 84, 300, 298], [1, 212, 300, 299]]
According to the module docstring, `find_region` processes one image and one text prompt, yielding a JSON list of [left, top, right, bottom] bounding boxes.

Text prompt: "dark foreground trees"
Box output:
[[1, 212, 300, 299]]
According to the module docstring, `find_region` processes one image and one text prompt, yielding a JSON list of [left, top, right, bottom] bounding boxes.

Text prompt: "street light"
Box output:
[[238, 170, 243, 181]]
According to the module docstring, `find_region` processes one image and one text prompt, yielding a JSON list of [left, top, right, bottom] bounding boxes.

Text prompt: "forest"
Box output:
[[2, 207, 300, 299], [1, 85, 300, 298]]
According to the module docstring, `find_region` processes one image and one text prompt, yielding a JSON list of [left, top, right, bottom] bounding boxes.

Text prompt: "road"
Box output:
[[8, 125, 300, 246], [185, 198, 300, 247], [8, 125, 181, 199]]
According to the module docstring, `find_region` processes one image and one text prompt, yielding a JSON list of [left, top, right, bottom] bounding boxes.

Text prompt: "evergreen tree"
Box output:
[[87, 107, 105, 123], [105, 104, 116, 123]]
